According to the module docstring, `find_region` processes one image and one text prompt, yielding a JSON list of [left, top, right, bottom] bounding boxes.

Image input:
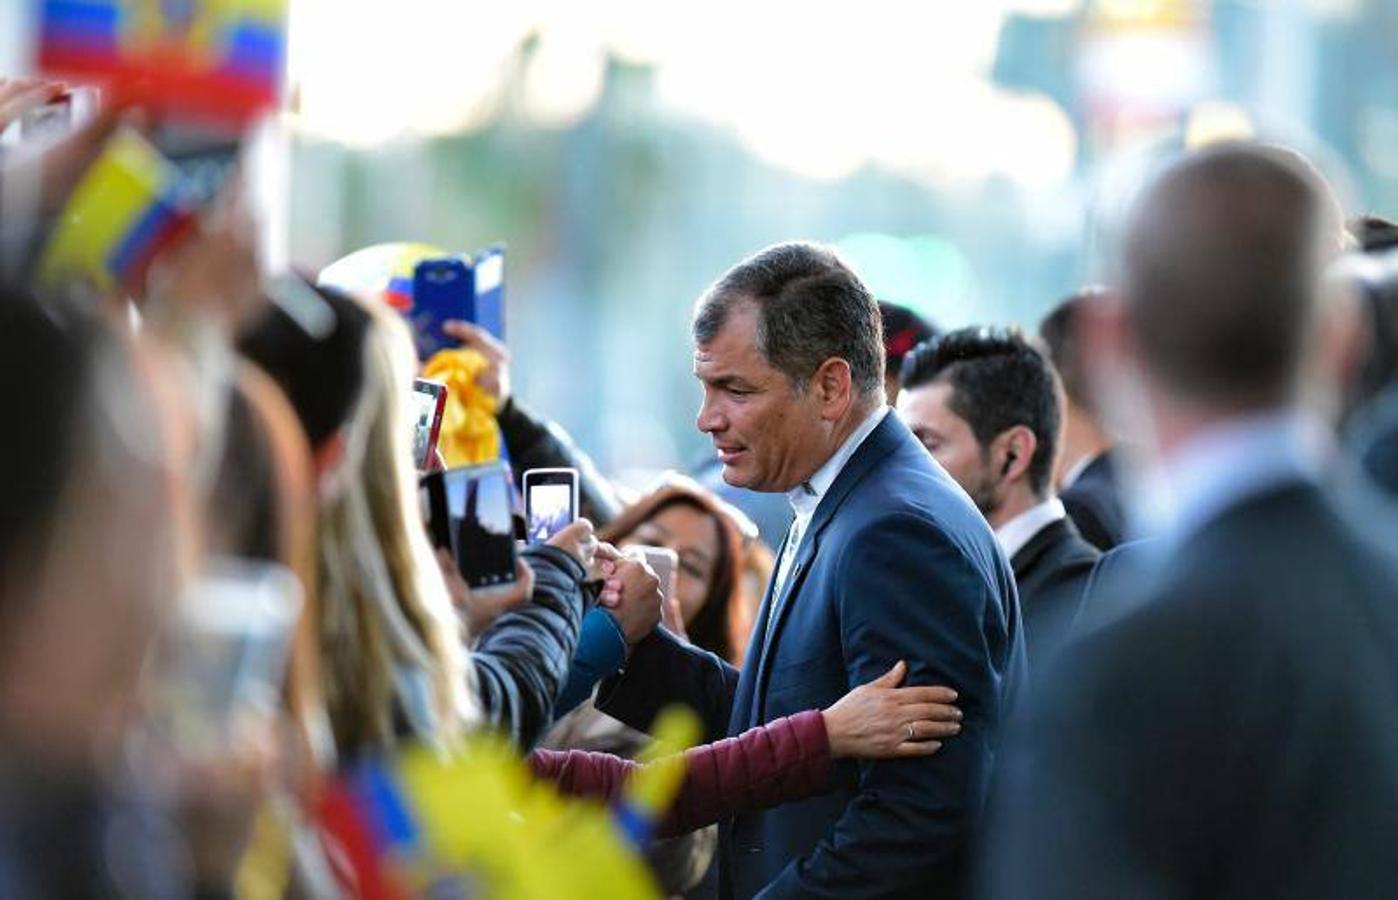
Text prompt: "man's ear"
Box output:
[[996, 426, 1037, 483], [813, 357, 855, 420]]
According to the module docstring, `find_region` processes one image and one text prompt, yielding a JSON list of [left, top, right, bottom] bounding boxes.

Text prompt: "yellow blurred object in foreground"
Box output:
[[422, 348, 502, 467], [396, 736, 659, 899]]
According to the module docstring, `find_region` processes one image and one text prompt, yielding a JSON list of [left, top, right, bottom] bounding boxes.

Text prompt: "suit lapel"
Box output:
[[745, 413, 910, 726], [1010, 518, 1067, 582], [730, 524, 792, 732]]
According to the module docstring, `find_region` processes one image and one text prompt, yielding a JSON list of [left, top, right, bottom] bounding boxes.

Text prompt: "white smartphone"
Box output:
[[632, 545, 678, 608], [523, 467, 579, 543]]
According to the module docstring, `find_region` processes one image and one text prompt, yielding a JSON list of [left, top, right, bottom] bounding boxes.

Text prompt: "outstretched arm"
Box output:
[[595, 627, 740, 743], [534, 662, 959, 836]]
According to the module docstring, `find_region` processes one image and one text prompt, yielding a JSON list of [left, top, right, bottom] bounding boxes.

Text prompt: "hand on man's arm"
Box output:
[[760, 514, 1011, 899]]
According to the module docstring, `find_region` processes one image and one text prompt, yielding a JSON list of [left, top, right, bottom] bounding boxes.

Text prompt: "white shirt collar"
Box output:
[[1135, 409, 1331, 552], [786, 405, 890, 523], [1061, 450, 1104, 490], [995, 497, 1067, 560]]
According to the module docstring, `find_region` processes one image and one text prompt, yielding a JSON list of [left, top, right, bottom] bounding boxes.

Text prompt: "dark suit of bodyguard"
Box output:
[[597, 243, 1025, 899]]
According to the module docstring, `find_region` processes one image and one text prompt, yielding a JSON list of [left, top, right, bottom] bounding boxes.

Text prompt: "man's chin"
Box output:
[[720, 463, 756, 487], [720, 464, 776, 493]]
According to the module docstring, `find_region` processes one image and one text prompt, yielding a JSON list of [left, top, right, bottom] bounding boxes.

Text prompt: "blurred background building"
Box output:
[[5, 0, 1397, 479]]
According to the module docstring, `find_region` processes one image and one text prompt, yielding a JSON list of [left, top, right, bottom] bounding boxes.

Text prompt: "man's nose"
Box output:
[[697, 394, 725, 434]]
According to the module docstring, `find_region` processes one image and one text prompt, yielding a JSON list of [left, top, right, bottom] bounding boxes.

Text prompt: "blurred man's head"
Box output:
[[1119, 143, 1345, 420], [1039, 287, 1114, 483], [692, 242, 885, 493], [897, 326, 1061, 527], [878, 300, 939, 404]]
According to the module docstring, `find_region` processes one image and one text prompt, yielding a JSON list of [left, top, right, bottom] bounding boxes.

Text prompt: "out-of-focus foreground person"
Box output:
[[984, 143, 1398, 899], [0, 288, 250, 895], [1037, 289, 1128, 550], [898, 327, 1100, 668]]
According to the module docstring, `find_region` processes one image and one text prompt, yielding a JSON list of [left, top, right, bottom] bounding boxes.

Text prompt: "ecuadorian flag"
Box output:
[[37, 0, 286, 126], [38, 127, 195, 294], [314, 738, 662, 900]]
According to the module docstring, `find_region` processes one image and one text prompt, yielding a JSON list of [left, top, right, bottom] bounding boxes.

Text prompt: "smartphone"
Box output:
[[422, 463, 518, 594], [410, 378, 447, 470], [149, 557, 303, 758], [523, 468, 579, 544], [151, 122, 240, 208], [410, 257, 473, 359], [633, 545, 678, 607]]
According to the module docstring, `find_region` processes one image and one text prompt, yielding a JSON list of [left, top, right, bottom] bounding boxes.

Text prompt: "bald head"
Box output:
[[1122, 143, 1344, 411]]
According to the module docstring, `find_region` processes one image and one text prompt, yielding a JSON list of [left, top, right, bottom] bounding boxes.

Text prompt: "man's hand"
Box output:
[[597, 550, 663, 645], [441, 319, 510, 407]]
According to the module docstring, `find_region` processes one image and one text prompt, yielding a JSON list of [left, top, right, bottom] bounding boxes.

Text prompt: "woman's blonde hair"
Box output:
[[317, 299, 475, 757]]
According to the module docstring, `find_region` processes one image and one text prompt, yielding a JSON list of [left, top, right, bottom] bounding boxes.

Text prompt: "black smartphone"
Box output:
[[523, 467, 579, 544], [422, 463, 518, 595]]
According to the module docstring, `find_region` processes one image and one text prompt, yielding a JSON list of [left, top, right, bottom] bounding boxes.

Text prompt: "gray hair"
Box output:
[[692, 242, 884, 397]]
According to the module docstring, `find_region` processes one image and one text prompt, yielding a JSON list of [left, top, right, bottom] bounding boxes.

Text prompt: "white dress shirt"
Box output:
[[1134, 410, 1331, 555], [994, 497, 1068, 561], [772, 405, 891, 596]]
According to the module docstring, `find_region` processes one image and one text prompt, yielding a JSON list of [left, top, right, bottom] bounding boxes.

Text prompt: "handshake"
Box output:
[[592, 542, 673, 646], [543, 520, 675, 645], [442, 518, 673, 645]]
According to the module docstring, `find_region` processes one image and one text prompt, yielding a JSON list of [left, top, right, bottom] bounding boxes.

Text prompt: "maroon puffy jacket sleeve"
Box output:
[[528, 710, 834, 837]]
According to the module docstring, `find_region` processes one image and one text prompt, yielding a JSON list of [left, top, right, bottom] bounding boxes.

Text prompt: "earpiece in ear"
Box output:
[[1001, 450, 1018, 477]]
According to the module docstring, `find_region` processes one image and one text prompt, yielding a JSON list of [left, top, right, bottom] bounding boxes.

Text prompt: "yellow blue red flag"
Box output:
[[36, 0, 286, 127], [37, 126, 195, 293]]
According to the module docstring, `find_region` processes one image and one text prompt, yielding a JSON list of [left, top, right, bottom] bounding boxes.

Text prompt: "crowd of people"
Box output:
[[2, 74, 1398, 899]]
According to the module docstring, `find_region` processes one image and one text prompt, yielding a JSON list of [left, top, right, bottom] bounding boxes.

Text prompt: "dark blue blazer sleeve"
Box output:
[[761, 513, 1014, 898], [594, 626, 740, 744]]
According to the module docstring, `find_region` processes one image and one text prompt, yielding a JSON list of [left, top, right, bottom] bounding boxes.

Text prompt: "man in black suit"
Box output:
[[1038, 290, 1128, 550], [984, 143, 1398, 898], [897, 327, 1100, 668], [598, 243, 1024, 899]]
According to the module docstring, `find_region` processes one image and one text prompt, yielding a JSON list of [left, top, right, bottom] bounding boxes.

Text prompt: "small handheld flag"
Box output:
[[36, 0, 287, 128], [37, 125, 196, 294]]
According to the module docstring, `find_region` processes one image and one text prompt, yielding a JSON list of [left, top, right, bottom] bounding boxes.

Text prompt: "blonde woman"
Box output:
[[306, 294, 595, 757]]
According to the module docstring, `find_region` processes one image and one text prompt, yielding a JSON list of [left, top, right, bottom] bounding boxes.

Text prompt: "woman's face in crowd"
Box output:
[[623, 504, 721, 624]]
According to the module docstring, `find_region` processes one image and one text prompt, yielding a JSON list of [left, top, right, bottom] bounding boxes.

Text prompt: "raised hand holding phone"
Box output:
[[441, 318, 510, 406], [421, 463, 518, 598]]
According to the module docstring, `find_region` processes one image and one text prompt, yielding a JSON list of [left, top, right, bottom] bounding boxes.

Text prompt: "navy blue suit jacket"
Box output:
[[598, 413, 1025, 899]]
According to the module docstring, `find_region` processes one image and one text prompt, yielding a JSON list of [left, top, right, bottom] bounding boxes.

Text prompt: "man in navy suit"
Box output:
[[598, 242, 1025, 899], [896, 327, 1100, 668]]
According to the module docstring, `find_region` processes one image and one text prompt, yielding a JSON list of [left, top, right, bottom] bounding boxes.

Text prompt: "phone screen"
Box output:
[[410, 379, 446, 469], [435, 464, 517, 590], [527, 482, 575, 543]]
